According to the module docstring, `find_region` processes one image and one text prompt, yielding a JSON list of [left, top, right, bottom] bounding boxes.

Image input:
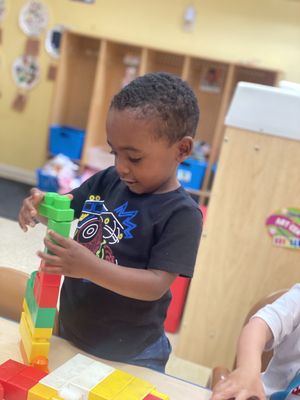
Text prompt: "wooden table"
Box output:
[[0, 317, 211, 399]]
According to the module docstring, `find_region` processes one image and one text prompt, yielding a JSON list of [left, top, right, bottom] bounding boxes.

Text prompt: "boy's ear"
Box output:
[[176, 136, 193, 162]]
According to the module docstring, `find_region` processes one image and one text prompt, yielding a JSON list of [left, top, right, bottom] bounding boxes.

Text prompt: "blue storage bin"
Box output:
[[49, 125, 85, 160], [36, 168, 59, 192], [177, 158, 207, 190]]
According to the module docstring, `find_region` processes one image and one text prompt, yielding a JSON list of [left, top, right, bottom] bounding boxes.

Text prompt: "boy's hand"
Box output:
[[19, 188, 45, 232], [211, 368, 265, 400], [38, 230, 97, 279]]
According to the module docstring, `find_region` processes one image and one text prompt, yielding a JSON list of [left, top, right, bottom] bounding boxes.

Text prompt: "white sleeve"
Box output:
[[253, 284, 300, 351]]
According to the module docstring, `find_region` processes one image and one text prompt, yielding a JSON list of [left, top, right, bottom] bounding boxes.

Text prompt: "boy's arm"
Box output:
[[212, 317, 273, 400], [40, 230, 178, 300]]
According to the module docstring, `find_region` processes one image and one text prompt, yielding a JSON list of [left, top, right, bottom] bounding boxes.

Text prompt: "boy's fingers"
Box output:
[[47, 230, 69, 246]]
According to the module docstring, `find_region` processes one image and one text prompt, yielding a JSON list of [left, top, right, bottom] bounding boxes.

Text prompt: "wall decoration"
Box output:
[[12, 93, 28, 112], [19, 0, 48, 37], [45, 25, 65, 59], [24, 37, 40, 56], [266, 208, 300, 250], [47, 64, 57, 81], [70, 0, 95, 3], [200, 65, 225, 93], [0, 0, 5, 22], [12, 55, 40, 90]]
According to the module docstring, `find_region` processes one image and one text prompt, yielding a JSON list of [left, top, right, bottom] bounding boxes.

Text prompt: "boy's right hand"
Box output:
[[18, 187, 45, 232], [211, 368, 265, 400]]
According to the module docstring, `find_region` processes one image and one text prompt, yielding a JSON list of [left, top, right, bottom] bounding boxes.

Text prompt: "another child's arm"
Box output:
[[211, 317, 273, 400], [39, 230, 177, 301]]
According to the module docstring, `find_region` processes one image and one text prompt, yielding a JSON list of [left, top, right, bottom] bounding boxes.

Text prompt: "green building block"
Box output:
[[47, 219, 72, 238], [25, 271, 57, 328], [38, 192, 74, 222]]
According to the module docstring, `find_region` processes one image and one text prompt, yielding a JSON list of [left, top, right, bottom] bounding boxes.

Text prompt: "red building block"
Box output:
[[0, 383, 3, 400], [38, 263, 62, 286], [0, 359, 26, 383], [0, 361, 47, 400], [33, 271, 60, 308]]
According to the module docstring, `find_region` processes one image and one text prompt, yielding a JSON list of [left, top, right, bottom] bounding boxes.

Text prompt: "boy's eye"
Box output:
[[110, 150, 116, 156], [128, 157, 142, 164]]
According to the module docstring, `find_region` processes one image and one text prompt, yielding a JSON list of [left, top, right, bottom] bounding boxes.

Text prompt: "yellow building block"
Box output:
[[112, 377, 155, 400], [149, 389, 170, 399], [23, 299, 53, 339], [89, 370, 135, 400], [19, 312, 50, 363], [28, 382, 63, 400]]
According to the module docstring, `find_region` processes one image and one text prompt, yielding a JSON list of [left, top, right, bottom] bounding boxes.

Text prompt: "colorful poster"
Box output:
[[12, 55, 40, 89], [19, 0, 48, 37], [266, 208, 300, 250]]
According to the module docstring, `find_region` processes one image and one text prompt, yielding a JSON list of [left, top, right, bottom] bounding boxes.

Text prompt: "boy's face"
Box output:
[[106, 109, 190, 195]]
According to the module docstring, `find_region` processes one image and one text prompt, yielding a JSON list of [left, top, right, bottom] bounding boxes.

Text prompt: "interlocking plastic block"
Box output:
[[19, 312, 50, 363], [112, 377, 155, 400], [38, 193, 74, 222], [144, 390, 170, 399], [0, 382, 3, 399], [89, 369, 134, 400], [38, 265, 62, 286], [22, 300, 53, 340], [28, 382, 61, 400], [0, 359, 26, 383], [0, 363, 47, 400], [47, 219, 72, 238], [33, 272, 60, 308], [31, 356, 49, 374], [25, 277, 57, 328], [62, 360, 115, 399]]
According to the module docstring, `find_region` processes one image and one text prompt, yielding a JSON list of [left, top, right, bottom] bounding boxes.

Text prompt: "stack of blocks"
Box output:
[[19, 193, 74, 372], [0, 354, 169, 399], [0, 192, 170, 400]]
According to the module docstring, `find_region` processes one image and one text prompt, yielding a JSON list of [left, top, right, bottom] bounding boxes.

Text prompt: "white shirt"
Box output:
[[254, 284, 300, 397]]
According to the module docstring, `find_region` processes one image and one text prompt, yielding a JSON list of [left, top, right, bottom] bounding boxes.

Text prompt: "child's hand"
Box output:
[[38, 230, 98, 279], [211, 368, 265, 400], [18, 188, 45, 232]]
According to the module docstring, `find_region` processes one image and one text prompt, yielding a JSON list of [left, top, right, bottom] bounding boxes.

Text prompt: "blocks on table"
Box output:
[[0, 359, 47, 400]]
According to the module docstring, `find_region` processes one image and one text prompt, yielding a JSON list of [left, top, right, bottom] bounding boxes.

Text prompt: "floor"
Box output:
[[0, 177, 211, 387]]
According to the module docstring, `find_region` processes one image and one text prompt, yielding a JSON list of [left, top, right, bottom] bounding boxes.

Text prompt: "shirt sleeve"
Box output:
[[253, 284, 300, 351], [147, 205, 202, 277]]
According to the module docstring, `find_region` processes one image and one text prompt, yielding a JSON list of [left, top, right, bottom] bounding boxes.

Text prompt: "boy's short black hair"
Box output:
[[110, 72, 200, 144]]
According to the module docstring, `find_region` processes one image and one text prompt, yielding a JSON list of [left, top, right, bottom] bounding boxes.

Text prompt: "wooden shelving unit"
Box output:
[[50, 32, 281, 203]]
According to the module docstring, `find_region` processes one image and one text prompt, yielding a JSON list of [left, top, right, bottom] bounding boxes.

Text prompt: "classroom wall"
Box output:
[[1, 0, 300, 177]]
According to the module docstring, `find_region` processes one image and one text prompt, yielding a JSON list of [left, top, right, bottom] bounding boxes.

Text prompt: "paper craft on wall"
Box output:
[[0, 0, 5, 22], [19, 0, 48, 37], [45, 25, 65, 58], [12, 55, 40, 90]]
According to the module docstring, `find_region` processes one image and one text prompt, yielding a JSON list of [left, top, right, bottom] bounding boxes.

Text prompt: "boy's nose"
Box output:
[[115, 158, 130, 177]]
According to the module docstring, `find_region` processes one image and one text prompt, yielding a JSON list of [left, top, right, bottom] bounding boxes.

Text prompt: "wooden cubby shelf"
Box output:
[[50, 31, 281, 204]]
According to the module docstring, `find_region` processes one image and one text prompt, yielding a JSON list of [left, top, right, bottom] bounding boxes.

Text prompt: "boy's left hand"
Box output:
[[38, 230, 97, 279]]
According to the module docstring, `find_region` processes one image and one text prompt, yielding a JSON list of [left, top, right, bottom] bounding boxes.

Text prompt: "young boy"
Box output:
[[211, 284, 300, 400], [18, 72, 203, 373]]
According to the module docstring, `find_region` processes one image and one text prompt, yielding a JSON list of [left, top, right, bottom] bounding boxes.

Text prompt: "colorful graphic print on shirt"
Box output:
[[74, 195, 138, 264]]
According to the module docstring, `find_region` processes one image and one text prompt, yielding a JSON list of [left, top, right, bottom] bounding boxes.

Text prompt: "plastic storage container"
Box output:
[[36, 168, 59, 192], [49, 125, 85, 160], [177, 158, 207, 190]]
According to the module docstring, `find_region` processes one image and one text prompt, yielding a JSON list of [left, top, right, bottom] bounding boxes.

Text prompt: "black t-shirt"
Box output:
[[59, 167, 202, 361]]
